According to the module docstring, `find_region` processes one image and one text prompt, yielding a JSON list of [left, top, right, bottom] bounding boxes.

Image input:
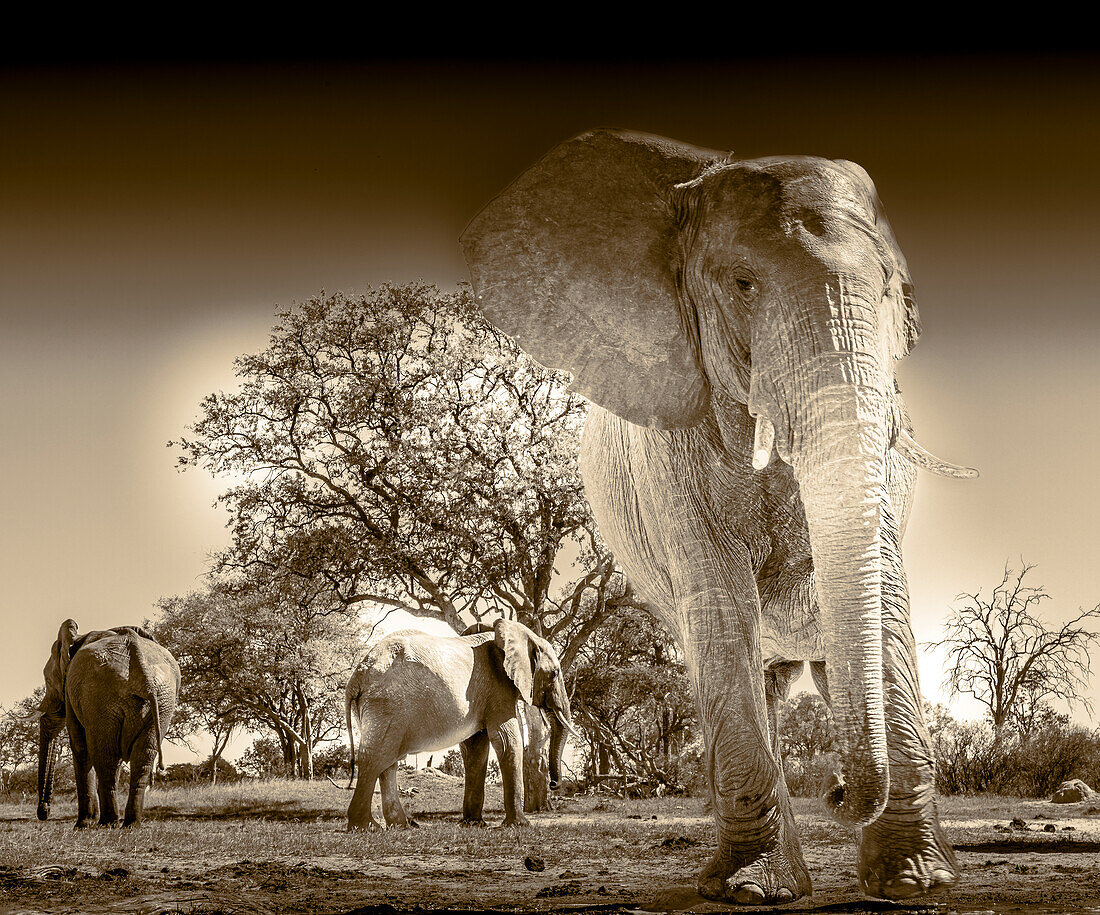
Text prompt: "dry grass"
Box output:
[[3, 776, 1100, 912]]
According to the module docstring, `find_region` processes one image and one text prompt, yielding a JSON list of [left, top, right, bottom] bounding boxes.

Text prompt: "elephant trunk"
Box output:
[[794, 397, 890, 826], [548, 713, 568, 789], [37, 715, 62, 820], [755, 301, 895, 827]]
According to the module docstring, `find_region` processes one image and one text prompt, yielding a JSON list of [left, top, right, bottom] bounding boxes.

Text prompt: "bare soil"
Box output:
[[2, 773, 1099, 913]]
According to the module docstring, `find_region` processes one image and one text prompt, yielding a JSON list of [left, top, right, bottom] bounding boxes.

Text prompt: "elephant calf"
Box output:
[[345, 619, 576, 830], [37, 619, 180, 827]]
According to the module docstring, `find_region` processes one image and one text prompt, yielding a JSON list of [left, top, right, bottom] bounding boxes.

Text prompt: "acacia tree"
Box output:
[[0, 691, 46, 794], [154, 564, 363, 780], [172, 284, 632, 808], [569, 604, 696, 788], [929, 563, 1100, 735]]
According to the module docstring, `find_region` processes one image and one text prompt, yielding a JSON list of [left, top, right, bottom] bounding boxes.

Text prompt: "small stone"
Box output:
[[1044, 823, 1057, 832], [524, 856, 546, 872], [1010, 817, 1029, 830]]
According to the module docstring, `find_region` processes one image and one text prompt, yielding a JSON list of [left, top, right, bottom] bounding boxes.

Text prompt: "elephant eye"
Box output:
[[733, 274, 758, 299]]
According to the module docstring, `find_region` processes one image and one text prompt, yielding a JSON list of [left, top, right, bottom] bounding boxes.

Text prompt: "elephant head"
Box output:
[[462, 130, 975, 827], [37, 618, 79, 819], [493, 618, 577, 789]]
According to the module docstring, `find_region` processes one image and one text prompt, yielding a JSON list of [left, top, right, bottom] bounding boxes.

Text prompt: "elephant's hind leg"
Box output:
[[123, 734, 158, 826], [379, 764, 417, 828], [68, 717, 98, 828], [347, 706, 400, 831], [93, 759, 121, 827]]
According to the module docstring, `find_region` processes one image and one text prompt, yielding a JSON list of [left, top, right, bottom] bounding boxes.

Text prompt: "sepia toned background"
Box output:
[[2, 56, 1098, 747]]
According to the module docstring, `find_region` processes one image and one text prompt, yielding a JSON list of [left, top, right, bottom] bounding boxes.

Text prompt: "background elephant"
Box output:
[[461, 129, 976, 903], [37, 619, 180, 827], [345, 619, 576, 830]]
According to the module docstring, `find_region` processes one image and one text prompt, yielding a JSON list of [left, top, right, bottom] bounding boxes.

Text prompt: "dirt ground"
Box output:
[[2, 772, 1100, 914]]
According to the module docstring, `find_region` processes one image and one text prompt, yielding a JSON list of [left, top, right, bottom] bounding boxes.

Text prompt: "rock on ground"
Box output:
[[1052, 779, 1095, 803]]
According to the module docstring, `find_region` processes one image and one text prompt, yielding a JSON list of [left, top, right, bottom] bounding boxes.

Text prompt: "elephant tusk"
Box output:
[[752, 414, 775, 471], [554, 710, 582, 740], [894, 429, 979, 479]]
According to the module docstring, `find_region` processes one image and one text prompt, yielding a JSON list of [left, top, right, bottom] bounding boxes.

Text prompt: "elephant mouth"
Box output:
[[750, 413, 977, 480]]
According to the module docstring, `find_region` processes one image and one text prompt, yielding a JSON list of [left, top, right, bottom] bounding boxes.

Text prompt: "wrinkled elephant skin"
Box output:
[[38, 619, 180, 827], [345, 619, 574, 831], [460, 129, 972, 902]]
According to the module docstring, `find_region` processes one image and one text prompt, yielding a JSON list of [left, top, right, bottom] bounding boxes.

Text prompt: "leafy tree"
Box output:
[[154, 565, 363, 780], [0, 691, 46, 794], [238, 736, 287, 779], [569, 605, 696, 789], [777, 692, 836, 762], [171, 283, 639, 809], [438, 749, 464, 777], [929, 563, 1100, 735]]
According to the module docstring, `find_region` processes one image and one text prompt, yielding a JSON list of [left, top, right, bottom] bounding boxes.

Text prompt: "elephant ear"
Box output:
[[42, 619, 79, 699], [461, 128, 719, 429], [493, 619, 538, 705], [833, 159, 921, 357]]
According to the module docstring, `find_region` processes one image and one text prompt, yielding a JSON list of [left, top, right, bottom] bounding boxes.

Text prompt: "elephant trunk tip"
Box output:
[[822, 770, 888, 828], [36, 804, 50, 821]]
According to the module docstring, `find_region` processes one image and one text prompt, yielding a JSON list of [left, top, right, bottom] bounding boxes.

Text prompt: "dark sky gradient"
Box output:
[[2, 57, 1098, 729]]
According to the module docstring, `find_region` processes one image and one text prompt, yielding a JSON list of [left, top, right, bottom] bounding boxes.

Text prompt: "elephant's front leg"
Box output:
[[459, 730, 490, 826], [682, 563, 811, 905], [490, 719, 529, 828], [856, 520, 958, 900]]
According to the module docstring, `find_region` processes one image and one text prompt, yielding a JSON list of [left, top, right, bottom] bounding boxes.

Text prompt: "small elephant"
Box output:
[[344, 619, 576, 830], [461, 129, 976, 903], [37, 619, 180, 827]]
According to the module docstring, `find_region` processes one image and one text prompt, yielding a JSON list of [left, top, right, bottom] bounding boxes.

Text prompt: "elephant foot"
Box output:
[[347, 819, 383, 832], [697, 849, 811, 906], [859, 818, 958, 900], [75, 817, 96, 829], [36, 805, 50, 821], [460, 817, 488, 828], [497, 814, 532, 828], [388, 818, 419, 829]]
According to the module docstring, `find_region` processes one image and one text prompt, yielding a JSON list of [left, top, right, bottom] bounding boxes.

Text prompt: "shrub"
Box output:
[[930, 706, 1100, 797], [438, 749, 464, 777]]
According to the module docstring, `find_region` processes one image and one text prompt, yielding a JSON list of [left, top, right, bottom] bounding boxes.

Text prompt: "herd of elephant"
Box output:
[[31, 128, 980, 906], [35, 617, 573, 831]]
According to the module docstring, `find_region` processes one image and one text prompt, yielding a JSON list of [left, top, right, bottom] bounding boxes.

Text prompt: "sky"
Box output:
[[2, 56, 1099, 759]]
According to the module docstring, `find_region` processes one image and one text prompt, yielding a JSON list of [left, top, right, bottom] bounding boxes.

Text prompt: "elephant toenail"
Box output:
[[731, 883, 765, 904], [885, 876, 921, 899]]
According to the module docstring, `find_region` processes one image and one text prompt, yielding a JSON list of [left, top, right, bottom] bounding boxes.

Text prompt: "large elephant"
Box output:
[[460, 129, 977, 904], [37, 619, 180, 827], [345, 619, 576, 830]]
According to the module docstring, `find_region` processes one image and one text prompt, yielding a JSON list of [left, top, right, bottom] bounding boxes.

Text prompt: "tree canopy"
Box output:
[[929, 563, 1100, 734]]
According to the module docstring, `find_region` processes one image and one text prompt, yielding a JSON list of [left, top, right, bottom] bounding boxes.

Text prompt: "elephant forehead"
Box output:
[[703, 159, 871, 227]]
